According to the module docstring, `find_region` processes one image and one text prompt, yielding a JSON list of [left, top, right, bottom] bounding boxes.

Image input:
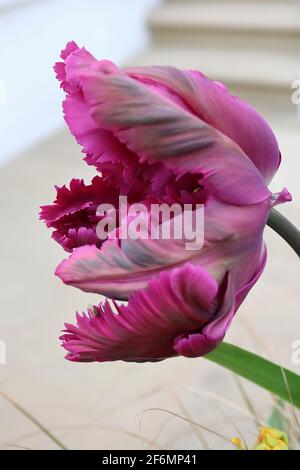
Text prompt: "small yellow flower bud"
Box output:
[[231, 437, 246, 450]]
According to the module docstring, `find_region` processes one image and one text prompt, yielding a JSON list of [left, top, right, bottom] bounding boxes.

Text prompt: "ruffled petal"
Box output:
[[56, 45, 162, 197], [79, 66, 270, 205], [54, 41, 96, 94], [127, 66, 281, 183], [55, 195, 268, 299], [55, 44, 271, 205], [62, 93, 147, 196], [60, 264, 220, 362], [40, 176, 119, 252], [60, 238, 267, 362]]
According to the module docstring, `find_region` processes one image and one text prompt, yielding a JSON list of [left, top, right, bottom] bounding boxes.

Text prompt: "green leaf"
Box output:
[[205, 342, 300, 409]]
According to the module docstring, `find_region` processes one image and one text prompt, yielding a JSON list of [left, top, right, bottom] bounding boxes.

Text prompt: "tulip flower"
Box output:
[[41, 41, 291, 363]]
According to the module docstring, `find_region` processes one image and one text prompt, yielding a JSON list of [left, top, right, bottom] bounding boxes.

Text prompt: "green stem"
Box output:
[[267, 208, 300, 257]]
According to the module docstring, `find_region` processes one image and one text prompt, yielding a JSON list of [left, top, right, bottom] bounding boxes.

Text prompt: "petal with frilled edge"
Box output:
[[40, 176, 120, 251], [60, 264, 220, 362], [55, 44, 147, 196], [62, 94, 147, 195], [79, 68, 270, 205], [40, 176, 118, 226], [54, 41, 96, 93], [55, 195, 268, 299], [127, 66, 281, 183], [54, 44, 271, 204]]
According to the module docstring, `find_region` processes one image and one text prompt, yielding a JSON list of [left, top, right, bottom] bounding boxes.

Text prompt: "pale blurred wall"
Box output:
[[0, 0, 160, 165]]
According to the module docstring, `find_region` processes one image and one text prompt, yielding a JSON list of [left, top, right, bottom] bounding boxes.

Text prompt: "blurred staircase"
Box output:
[[130, 0, 300, 123]]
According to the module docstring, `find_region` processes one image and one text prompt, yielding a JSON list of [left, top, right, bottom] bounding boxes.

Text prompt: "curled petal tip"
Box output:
[[272, 187, 292, 207], [60, 41, 79, 60], [174, 333, 220, 358]]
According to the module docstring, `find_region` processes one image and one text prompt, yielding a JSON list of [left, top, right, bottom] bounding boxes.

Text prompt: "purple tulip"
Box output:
[[41, 42, 291, 362]]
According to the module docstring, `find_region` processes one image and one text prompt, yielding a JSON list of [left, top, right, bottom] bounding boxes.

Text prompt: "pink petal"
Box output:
[[60, 264, 220, 362], [56, 46, 158, 197], [234, 244, 267, 311], [174, 248, 267, 357], [271, 187, 292, 206], [80, 67, 270, 205], [55, 45, 271, 205], [62, 94, 147, 197], [127, 66, 281, 184], [55, 194, 268, 299], [40, 176, 119, 251]]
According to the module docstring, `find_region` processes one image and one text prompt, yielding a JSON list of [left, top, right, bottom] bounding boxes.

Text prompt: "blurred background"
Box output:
[[0, 0, 299, 450]]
